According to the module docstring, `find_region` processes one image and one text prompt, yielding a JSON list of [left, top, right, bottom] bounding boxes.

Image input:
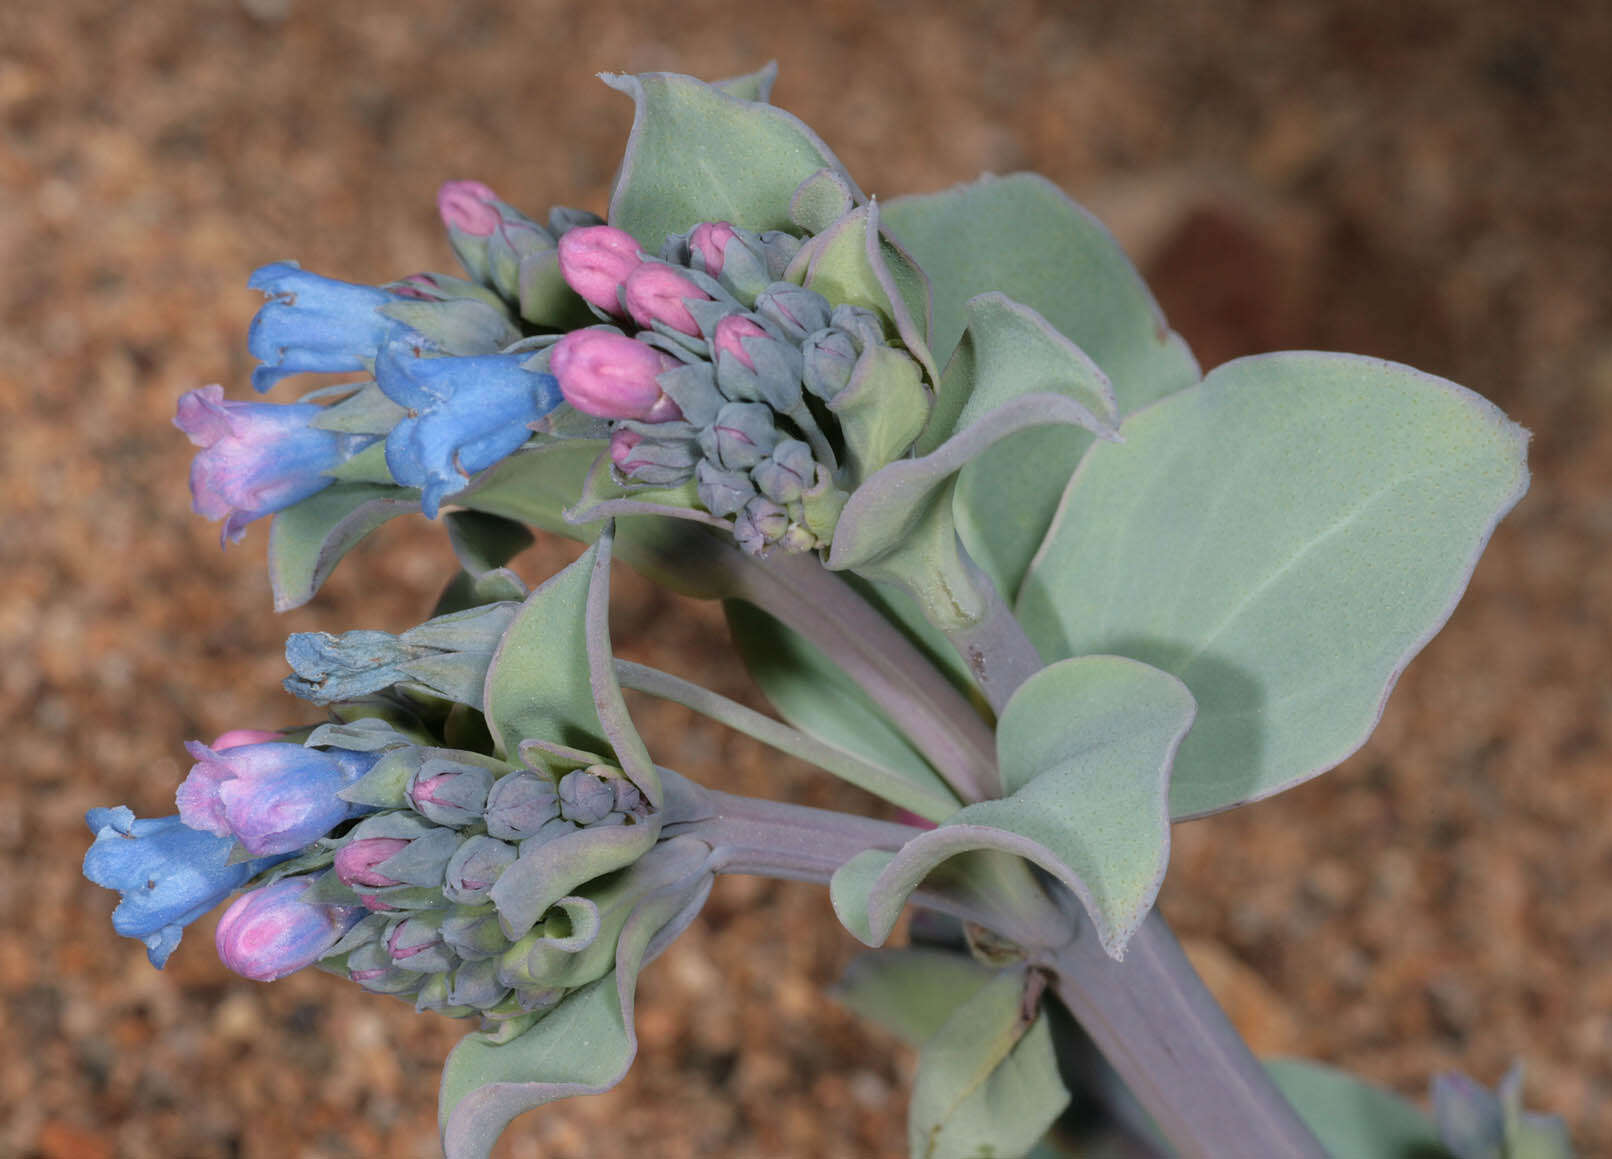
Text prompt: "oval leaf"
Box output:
[[880, 172, 1197, 407], [268, 483, 418, 611], [1018, 352, 1530, 818], [1266, 1059, 1449, 1159], [483, 541, 606, 758], [831, 656, 1195, 958], [604, 71, 861, 249], [908, 966, 1070, 1159]]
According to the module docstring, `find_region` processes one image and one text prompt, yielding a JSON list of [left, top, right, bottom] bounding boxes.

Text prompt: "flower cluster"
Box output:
[[83, 700, 668, 1028], [548, 222, 925, 555], [179, 182, 610, 540]]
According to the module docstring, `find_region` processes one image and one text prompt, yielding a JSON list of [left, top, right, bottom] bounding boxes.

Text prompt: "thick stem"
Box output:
[[667, 789, 1020, 935], [952, 599, 1325, 1157], [942, 556, 1046, 714], [733, 550, 1000, 802], [1049, 910, 1326, 1159]]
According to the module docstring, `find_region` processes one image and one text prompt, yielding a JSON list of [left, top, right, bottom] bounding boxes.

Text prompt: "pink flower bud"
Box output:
[[550, 330, 683, 422], [623, 264, 712, 336], [211, 729, 281, 751], [689, 221, 737, 277], [215, 878, 362, 982], [436, 180, 502, 237], [557, 226, 643, 314], [333, 837, 411, 889], [712, 315, 769, 371], [609, 429, 644, 466]]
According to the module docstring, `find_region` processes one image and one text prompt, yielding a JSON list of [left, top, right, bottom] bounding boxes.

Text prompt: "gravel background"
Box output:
[[3, 1, 1609, 1155]]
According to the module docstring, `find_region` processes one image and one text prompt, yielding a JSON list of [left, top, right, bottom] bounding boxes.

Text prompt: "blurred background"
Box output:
[[3, 0, 1609, 1155]]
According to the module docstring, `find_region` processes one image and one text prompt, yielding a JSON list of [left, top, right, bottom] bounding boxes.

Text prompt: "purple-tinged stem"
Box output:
[[734, 550, 1000, 802], [956, 601, 1325, 1158], [1050, 909, 1326, 1159]]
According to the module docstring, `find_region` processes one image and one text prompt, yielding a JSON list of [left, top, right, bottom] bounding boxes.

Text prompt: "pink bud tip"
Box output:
[[609, 429, 644, 466], [689, 221, 737, 277], [211, 729, 281, 751], [557, 226, 643, 314], [437, 181, 502, 237], [550, 330, 682, 422], [712, 315, 769, 371], [334, 837, 411, 889], [624, 264, 712, 337]]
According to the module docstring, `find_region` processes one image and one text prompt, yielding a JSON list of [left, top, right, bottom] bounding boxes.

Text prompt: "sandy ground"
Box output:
[[2, 0, 1609, 1155]]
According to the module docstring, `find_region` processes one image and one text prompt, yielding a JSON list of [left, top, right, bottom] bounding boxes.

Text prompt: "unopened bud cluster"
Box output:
[[551, 221, 923, 555], [306, 741, 653, 1024]]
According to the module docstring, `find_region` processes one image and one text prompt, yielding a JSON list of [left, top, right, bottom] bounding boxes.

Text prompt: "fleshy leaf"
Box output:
[[725, 599, 957, 814], [908, 966, 1069, 1159], [1266, 1059, 1450, 1159], [880, 172, 1197, 406], [1018, 352, 1531, 818], [827, 293, 1117, 630], [267, 483, 418, 612], [831, 656, 1195, 958], [455, 440, 606, 540], [482, 525, 658, 808], [827, 391, 1114, 631], [440, 839, 714, 1159], [444, 509, 534, 578], [789, 167, 857, 235], [936, 293, 1123, 603], [604, 70, 860, 250], [832, 947, 996, 1047], [711, 61, 778, 103], [482, 542, 605, 758], [795, 199, 937, 382]]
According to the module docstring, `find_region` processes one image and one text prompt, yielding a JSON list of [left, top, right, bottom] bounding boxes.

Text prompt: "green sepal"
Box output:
[[603, 69, 860, 250], [267, 483, 419, 612], [300, 867, 363, 907], [308, 382, 407, 435], [336, 746, 421, 809], [790, 167, 857, 234], [713, 61, 778, 102], [792, 199, 937, 382], [487, 816, 661, 942], [323, 440, 395, 485], [908, 966, 1070, 1159], [497, 837, 711, 992], [1018, 352, 1531, 818], [827, 339, 931, 491]]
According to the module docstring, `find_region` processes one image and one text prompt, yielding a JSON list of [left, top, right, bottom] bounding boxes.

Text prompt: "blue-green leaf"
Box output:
[[795, 200, 936, 382], [830, 656, 1195, 958], [908, 966, 1069, 1159], [483, 541, 604, 758], [439, 838, 713, 1159], [725, 599, 958, 815], [1018, 352, 1530, 818], [1267, 1059, 1450, 1159], [268, 483, 418, 612], [604, 71, 861, 250], [832, 948, 996, 1047], [880, 172, 1197, 406]]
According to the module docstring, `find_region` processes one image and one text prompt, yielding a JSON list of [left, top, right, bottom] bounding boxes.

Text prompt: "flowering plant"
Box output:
[[84, 65, 1570, 1158]]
